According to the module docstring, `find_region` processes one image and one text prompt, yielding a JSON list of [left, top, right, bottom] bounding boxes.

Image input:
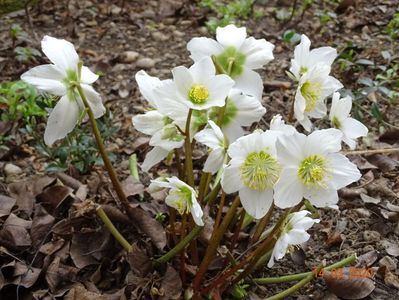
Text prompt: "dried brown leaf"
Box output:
[[127, 206, 167, 250], [381, 240, 399, 257], [160, 266, 182, 300], [31, 204, 55, 248], [383, 268, 399, 289], [122, 176, 144, 198], [11, 261, 41, 288], [0, 213, 31, 248], [64, 283, 106, 300], [36, 185, 74, 216], [367, 154, 399, 172], [127, 245, 152, 276], [0, 195, 16, 217], [379, 129, 399, 145], [323, 268, 375, 299]]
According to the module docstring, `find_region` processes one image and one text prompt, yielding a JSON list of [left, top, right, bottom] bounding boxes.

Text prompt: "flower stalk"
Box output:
[[96, 206, 132, 252], [184, 109, 194, 186]]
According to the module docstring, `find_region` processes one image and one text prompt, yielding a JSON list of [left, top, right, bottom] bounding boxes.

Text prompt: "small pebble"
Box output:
[[379, 256, 397, 271], [4, 163, 22, 176], [394, 223, 399, 236], [363, 230, 380, 241], [353, 208, 371, 218], [119, 51, 139, 63], [136, 57, 155, 69]]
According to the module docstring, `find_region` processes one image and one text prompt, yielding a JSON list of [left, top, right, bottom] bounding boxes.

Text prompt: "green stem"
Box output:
[[155, 225, 203, 265], [184, 109, 194, 186], [129, 154, 139, 180], [193, 196, 241, 292], [96, 206, 132, 252], [75, 85, 130, 210], [264, 265, 323, 300], [252, 254, 357, 284]]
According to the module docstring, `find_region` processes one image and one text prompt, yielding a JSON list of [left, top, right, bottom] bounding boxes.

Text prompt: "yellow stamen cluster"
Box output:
[[189, 84, 209, 104], [301, 81, 321, 112], [240, 150, 281, 191], [298, 154, 327, 187]]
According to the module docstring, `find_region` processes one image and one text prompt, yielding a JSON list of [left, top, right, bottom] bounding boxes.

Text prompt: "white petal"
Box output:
[[293, 88, 306, 122], [44, 95, 80, 145], [305, 128, 343, 155], [216, 24, 246, 49], [141, 147, 169, 172], [227, 131, 261, 160], [305, 187, 339, 207], [327, 153, 361, 189], [268, 234, 289, 268], [206, 74, 235, 106], [230, 92, 266, 126], [81, 84, 105, 118], [239, 187, 273, 219], [135, 70, 162, 107], [309, 47, 337, 67], [189, 57, 216, 82], [221, 160, 244, 193], [208, 120, 224, 141], [190, 201, 204, 226], [307, 100, 327, 119], [21, 64, 66, 96], [187, 37, 224, 62], [289, 34, 311, 78], [320, 75, 343, 98], [341, 118, 368, 140], [132, 110, 165, 135], [240, 37, 274, 69], [172, 66, 194, 98], [274, 167, 304, 209], [234, 68, 263, 99], [204, 148, 225, 174], [287, 229, 310, 244], [81, 66, 99, 84], [292, 217, 319, 232], [194, 128, 221, 149], [41, 35, 79, 71], [276, 132, 306, 167], [150, 126, 184, 150]]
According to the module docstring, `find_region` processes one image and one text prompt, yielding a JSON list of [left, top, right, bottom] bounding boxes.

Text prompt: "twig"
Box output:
[[343, 147, 399, 156]]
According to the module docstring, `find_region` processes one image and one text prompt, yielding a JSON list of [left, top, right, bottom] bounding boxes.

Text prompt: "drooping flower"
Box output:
[[187, 24, 274, 99], [294, 64, 343, 131], [274, 128, 361, 209], [268, 210, 319, 268], [132, 71, 187, 172], [209, 89, 266, 143], [21, 35, 105, 145], [171, 57, 234, 111], [221, 130, 281, 219], [149, 177, 204, 226], [290, 34, 337, 80], [329, 92, 368, 150], [194, 120, 227, 174]]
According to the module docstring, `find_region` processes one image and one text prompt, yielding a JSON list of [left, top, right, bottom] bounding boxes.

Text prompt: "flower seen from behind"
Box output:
[[329, 92, 368, 150], [149, 177, 204, 226], [21, 35, 105, 145], [268, 210, 319, 268]]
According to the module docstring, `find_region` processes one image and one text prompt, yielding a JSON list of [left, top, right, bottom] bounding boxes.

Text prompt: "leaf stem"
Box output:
[[184, 109, 194, 186], [96, 206, 132, 252]]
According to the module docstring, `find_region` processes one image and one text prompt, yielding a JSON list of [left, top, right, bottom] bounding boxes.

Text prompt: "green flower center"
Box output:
[[240, 150, 281, 191], [298, 154, 328, 187], [161, 126, 184, 142], [331, 116, 341, 129], [169, 186, 193, 215], [301, 81, 321, 112], [63, 69, 79, 101], [299, 66, 308, 76], [215, 46, 246, 78], [189, 84, 209, 104], [209, 98, 237, 126]]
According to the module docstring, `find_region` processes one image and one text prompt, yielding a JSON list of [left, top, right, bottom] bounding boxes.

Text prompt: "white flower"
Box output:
[[209, 89, 266, 143], [294, 64, 343, 131], [150, 177, 204, 226], [187, 24, 274, 99], [221, 130, 281, 219], [329, 92, 368, 150], [21, 35, 105, 145], [269, 114, 296, 136], [290, 34, 337, 80], [194, 120, 227, 174], [171, 57, 234, 110], [268, 210, 319, 268], [132, 71, 186, 172], [274, 128, 361, 209]]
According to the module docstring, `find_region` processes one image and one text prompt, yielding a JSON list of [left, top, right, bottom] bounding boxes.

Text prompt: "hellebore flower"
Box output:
[[274, 128, 361, 209], [187, 24, 274, 99], [329, 92, 368, 150], [268, 210, 319, 268], [21, 35, 105, 145], [290, 34, 337, 81], [194, 120, 227, 174], [221, 130, 281, 219], [150, 176, 204, 226]]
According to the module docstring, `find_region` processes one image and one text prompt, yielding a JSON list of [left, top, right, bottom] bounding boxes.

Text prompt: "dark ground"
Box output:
[[0, 0, 399, 299]]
